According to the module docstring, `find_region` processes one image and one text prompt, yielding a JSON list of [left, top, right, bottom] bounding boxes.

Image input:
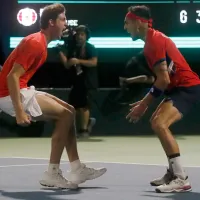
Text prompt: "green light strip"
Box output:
[[18, 0, 174, 4], [193, 1, 200, 2], [176, 1, 190, 3], [10, 37, 200, 48]]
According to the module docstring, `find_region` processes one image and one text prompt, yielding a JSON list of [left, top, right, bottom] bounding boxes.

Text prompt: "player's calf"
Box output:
[[150, 102, 191, 192], [50, 108, 75, 164]]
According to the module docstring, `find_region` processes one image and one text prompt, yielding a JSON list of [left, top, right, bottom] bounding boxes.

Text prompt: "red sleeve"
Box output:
[[147, 38, 166, 68], [15, 39, 43, 71]]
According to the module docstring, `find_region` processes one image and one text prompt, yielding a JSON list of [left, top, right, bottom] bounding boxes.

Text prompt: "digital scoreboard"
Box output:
[[10, 0, 200, 48]]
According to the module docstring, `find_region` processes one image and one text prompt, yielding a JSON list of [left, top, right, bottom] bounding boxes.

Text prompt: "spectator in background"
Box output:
[[58, 25, 98, 138]]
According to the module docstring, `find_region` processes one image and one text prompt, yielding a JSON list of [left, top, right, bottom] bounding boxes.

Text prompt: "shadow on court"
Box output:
[[0, 186, 108, 200], [142, 191, 200, 200], [0, 189, 81, 200], [1, 188, 200, 200]]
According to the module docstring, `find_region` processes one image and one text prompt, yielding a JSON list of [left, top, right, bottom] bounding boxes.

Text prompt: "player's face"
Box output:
[[76, 32, 87, 45], [51, 12, 67, 39], [124, 17, 139, 41]]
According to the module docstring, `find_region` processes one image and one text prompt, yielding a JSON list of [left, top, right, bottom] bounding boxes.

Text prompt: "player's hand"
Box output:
[[129, 101, 141, 108], [16, 111, 31, 127], [126, 102, 148, 123], [69, 58, 80, 65]]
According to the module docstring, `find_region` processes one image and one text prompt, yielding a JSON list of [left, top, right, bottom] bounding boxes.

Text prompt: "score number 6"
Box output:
[[180, 10, 200, 23]]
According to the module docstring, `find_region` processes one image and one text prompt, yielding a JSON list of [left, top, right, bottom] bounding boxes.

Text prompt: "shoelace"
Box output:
[[81, 164, 95, 174], [165, 176, 184, 186], [171, 179, 181, 184], [56, 169, 68, 182], [171, 175, 187, 185]]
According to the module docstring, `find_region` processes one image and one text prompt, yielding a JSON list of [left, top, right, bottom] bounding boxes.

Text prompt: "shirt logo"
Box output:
[[17, 8, 37, 27]]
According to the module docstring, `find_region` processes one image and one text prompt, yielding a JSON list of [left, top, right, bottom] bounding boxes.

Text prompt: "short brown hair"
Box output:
[[40, 3, 66, 29]]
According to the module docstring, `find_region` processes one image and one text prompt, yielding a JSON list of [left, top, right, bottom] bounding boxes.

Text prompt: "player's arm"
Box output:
[[78, 45, 98, 67], [7, 40, 42, 116], [141, 61, 170, 106], [7, 64, 26, 114], [140, 41, 170, 106]]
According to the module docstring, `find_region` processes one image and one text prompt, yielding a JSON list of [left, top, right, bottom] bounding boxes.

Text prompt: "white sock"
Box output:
[[70, 159, 81, 171], [167, 157, 173, 173], [169, 156, 186, 179], [48, 163, 60, 173]]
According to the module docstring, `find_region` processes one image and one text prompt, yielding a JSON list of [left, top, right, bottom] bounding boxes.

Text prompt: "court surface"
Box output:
[[1, 136, 200, 200]]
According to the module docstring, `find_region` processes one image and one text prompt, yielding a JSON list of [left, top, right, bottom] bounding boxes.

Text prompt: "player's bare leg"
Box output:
[[150, 100, 191, 193], [36, 93, 106, 188], [40, 93, 79, 163]]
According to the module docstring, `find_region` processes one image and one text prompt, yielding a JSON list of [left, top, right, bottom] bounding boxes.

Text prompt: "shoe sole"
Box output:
[[39, 181, 78, 189], [155, 186, 192, 193]]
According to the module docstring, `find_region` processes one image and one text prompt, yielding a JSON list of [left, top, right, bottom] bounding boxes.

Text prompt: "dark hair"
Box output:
[[128, 5, 151, 20], [76, 25, 88, 34], [40, 3, 66, 29], [75, 25, 91, 40]]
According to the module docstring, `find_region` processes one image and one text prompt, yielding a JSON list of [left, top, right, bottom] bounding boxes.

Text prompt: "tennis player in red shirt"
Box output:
[[125, 5, 200, 193], [0, 3, 106, 189]]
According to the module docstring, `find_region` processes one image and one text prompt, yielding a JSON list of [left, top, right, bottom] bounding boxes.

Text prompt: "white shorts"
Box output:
[[0, 86, 46, 120]]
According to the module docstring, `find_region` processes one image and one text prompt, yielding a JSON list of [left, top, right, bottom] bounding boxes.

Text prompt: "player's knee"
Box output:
[[150, 116, 168, 133], [59, 107, 74, 121], [67, 105, 76, 116]]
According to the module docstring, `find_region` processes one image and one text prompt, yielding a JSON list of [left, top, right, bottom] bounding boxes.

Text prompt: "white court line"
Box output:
[[0, 163, 49, 168], [0, 156, 200, 168], [0, 161, 68, 168], [0, 157, 49, 160]]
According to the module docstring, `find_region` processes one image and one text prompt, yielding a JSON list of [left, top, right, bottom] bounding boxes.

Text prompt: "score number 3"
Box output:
[[180, 10, 200, 23]]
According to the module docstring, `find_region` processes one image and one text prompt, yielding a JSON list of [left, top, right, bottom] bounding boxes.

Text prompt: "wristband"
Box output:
[[149, 85, 163, 98]]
